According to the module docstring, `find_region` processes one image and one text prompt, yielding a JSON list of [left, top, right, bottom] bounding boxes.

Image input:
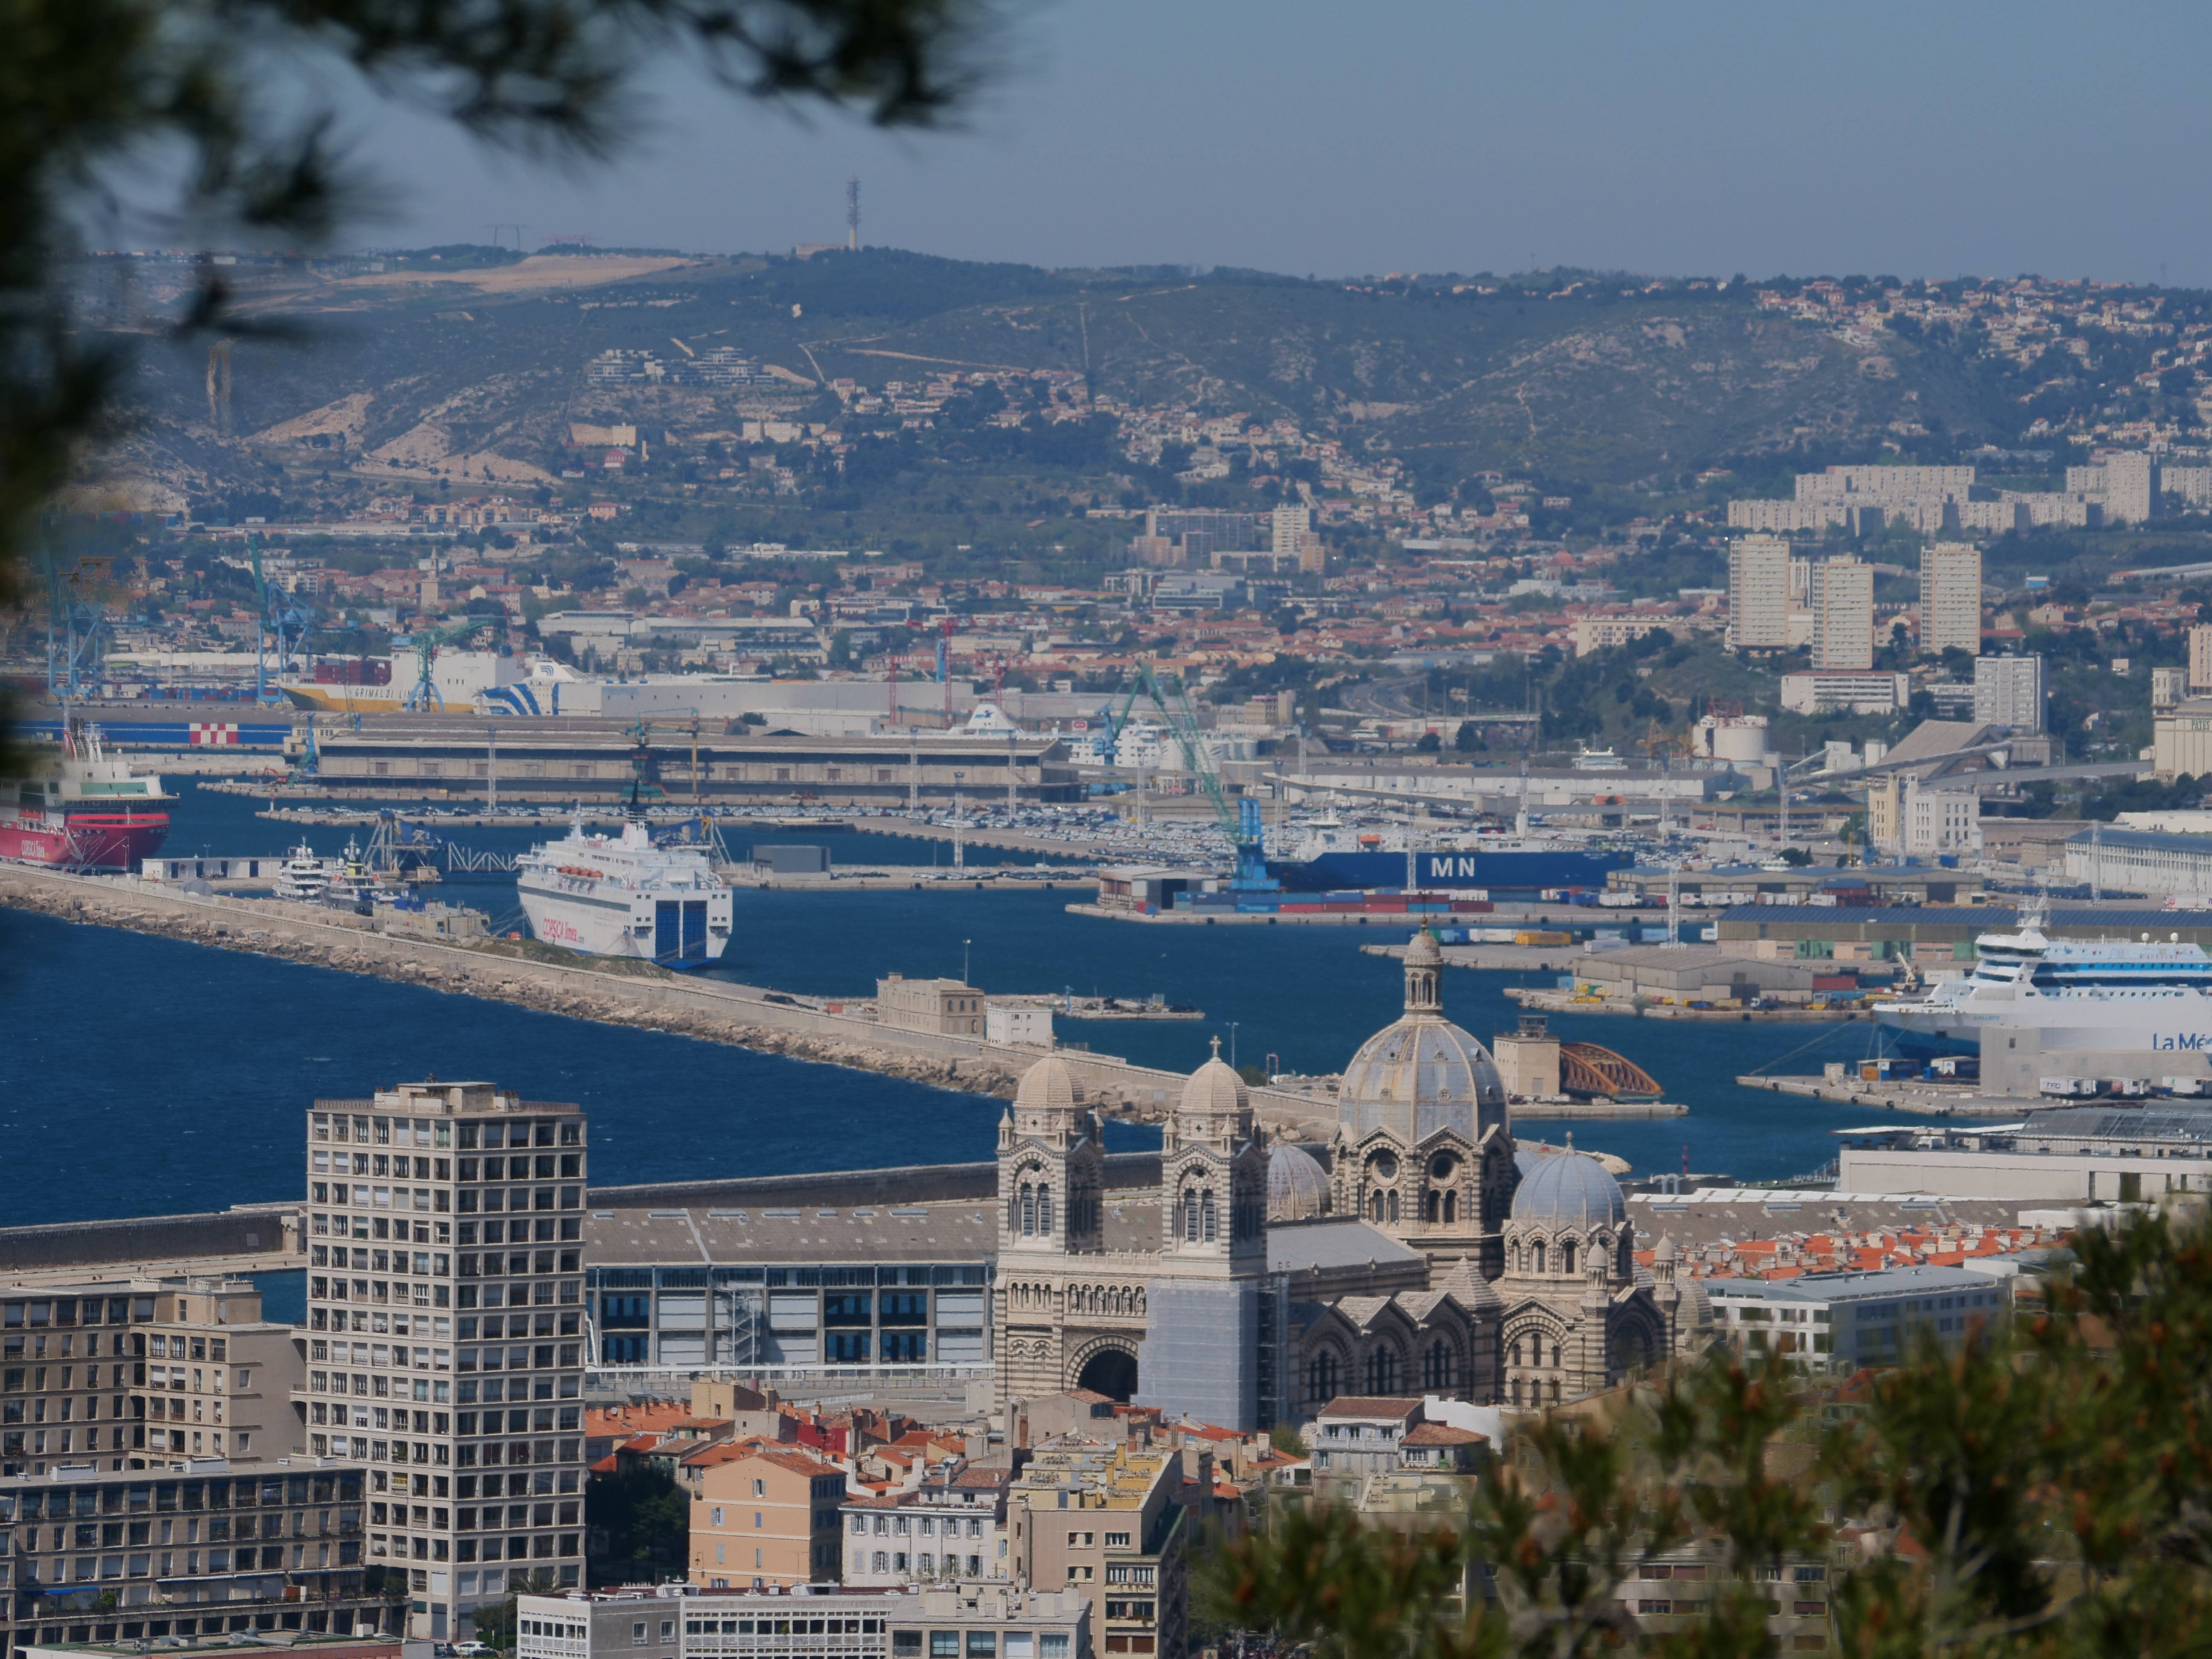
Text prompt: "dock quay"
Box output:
[[1736, 1072, 2038, 1118], [0, 864, 1345, 1138], [728, 867, 1088, 891], [1505, 986, 1866, 1022]]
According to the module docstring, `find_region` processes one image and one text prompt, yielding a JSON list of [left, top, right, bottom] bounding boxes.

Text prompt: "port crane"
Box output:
[[396, 618, 497, 711], [40, 542, 113, 699], [1124, 663, 1271, 889], [247, 534, 315, 706]]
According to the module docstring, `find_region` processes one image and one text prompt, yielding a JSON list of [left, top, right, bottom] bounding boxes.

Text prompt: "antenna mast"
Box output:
[[846, 177, 861, 251]]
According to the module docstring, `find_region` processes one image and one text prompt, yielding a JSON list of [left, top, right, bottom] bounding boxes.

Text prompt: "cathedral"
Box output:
[[990, 931, 1711, 1426]]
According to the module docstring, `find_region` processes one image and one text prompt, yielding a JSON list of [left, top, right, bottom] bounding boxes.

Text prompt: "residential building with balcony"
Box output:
[[1005, 1444, 1190, 1659]]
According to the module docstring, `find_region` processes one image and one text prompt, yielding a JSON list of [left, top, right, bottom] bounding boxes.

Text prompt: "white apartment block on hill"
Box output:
[[1918, 542, 1982, 655], [1811, 557, 1874, 671], [1726, 536, 1791, 651]]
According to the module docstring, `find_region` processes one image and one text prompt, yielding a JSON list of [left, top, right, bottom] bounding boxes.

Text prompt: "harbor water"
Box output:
[[0, 783, 1905, 1228]]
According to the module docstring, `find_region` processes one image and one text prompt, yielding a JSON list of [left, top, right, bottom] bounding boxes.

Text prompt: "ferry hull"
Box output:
[[518, 882, 733, 969], [1267, 848, 1634, 894], [0, 812, 169, 871], [1877, 1002, 2212, 1059]]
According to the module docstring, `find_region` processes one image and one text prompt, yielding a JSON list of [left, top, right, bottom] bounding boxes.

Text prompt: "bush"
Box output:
[[1204, 1208, 2212, 1659]]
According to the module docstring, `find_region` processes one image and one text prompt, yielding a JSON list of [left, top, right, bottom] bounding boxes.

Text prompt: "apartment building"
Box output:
[[0, 1463, 391, 1659], [1973, 655, 2046, 733], [1810, 557, 1874, 671], [2190, 625, 2212, 692], [1005, 1444, 1190, 1659], [1304, 1397, 1423, 1483], [691, 1449, 848, 1589], [1726, 537, 1791, 651], [840, 1467, 1010, 1586], [517, 1583, 1090, 1659], [3, 1280, 300, 1478], [1918, 542, 1982, 655], [300, 1082, 590, 1642], [1569, 614, 1675, 657]]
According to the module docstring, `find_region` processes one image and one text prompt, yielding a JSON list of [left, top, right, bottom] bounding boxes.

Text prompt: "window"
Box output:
[[633, 1623, 648, 1646], [967, 1636, 996, 1658], [711, 1508, 723, 1527], [753, 1479, 766, 1498], [931, 1636, 960, 1658]]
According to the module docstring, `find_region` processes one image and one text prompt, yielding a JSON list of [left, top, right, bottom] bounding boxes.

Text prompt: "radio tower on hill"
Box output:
[[847, 176, 861, 250]]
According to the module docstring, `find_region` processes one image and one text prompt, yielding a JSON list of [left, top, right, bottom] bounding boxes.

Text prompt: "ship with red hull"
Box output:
[[0, 723, 174, 871]]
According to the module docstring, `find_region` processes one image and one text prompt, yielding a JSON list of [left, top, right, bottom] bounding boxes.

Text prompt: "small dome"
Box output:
[[1013, 1055, 1083, 1115], [1511, 1152, 1627, 1231], [1406, 928, 1444, 967], [1180, 1055, 1248, 1121], [1266, 1144, 1329, 1222]]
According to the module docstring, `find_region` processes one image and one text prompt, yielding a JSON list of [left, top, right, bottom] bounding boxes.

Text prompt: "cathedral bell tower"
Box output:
[[997, 1055, 1104, 1256], [1158, 1039, 1267, 1272]]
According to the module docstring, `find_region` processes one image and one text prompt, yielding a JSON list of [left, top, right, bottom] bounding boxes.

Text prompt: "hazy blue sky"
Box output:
[[352, 0, 2212, 283]]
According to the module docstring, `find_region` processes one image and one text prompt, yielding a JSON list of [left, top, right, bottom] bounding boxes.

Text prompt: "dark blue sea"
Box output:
[[0, 783, 1899, 1235]]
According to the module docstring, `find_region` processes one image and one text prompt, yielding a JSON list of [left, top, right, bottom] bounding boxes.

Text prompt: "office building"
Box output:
[[1973, 655, 2046, 733], [301, 1082, 590, 1641], [1918, 542, 1982, 655], [1703, 1266, 2012, 1377], [1726, 536, 1791, 651], [1810, 557, 1874, 671], [1778, 672, 1908, 715], [516, 1583, 1090, 1659]]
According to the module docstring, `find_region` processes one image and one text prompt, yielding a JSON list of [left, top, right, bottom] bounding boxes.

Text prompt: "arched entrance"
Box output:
[[1076, 1346, 1138, 1402]]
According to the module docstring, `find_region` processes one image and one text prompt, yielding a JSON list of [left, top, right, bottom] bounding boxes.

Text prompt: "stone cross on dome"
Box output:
[[1210, 1035, 1222, 1061]]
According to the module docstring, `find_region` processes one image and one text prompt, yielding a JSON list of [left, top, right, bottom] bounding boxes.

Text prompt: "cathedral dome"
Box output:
[[1511, 1152, 1627, 1231], [1013, 1055, 1083, 1115], [1339, 933, 1506, 1144], [1266, 1143, 1329, 1221], [1180, 1054, 1249, 1121]]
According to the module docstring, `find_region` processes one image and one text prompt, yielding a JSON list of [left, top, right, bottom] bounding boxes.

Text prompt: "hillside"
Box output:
[[78, 249, 2189, 524]]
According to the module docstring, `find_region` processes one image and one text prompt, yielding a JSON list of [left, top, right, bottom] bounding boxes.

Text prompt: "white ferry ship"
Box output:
[[1873, 911, 2212, 1058], [515, 814, 733, 967]]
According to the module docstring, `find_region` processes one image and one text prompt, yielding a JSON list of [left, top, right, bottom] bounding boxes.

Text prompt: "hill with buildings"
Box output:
[[80, 250, 2192, 530]]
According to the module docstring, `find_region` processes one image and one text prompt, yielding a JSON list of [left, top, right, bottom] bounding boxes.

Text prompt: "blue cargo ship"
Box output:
[[1266, 846, 1634, 894]]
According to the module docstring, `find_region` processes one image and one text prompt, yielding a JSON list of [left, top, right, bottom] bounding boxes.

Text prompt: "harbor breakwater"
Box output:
[[0, 867, 1336, 1135]]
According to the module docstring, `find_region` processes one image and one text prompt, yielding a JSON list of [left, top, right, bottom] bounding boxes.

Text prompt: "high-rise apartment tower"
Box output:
[[303, 1082, 589, 1642]]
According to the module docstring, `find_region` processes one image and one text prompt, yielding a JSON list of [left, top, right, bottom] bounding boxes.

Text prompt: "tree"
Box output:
[[0, 0, 995, 760], [1203, 1208, 2212, 1659]]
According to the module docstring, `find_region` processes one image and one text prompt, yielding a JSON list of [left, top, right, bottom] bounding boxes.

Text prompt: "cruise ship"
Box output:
[[1873, 912, 2212, 1059], [515, 813, 733, 967]]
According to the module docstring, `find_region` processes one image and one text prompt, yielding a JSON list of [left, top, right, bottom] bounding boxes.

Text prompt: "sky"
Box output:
[[337, 0, 2212, 285]]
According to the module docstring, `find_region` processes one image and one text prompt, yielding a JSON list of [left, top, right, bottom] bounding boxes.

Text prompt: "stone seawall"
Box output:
[[0, 868, 1337, 1137]]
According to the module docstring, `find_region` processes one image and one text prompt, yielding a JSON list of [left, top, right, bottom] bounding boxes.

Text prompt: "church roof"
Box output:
[[1511, 1152, 1627, 1231], [1266, 1218, 1422, 1272]]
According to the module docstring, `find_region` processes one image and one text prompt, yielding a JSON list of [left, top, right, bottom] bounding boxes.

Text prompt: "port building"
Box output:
[[306, 718, 1080, 806]]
